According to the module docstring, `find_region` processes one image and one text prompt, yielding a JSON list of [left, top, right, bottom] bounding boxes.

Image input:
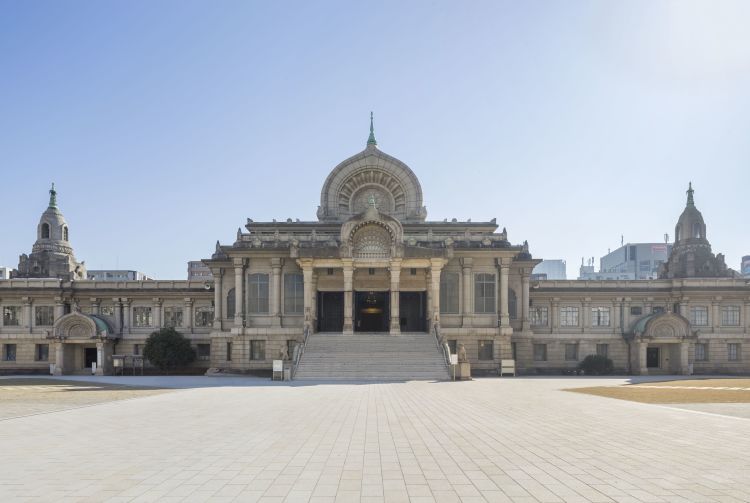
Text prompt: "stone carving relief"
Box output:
[[352, 224, 392, 259], [351, 186, 393, 214]]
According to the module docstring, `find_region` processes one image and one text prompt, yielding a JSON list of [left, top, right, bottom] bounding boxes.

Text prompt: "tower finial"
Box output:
[[686, 182, 694, 206], [367, 111, 377, 146], [49, 183, 57, 208]]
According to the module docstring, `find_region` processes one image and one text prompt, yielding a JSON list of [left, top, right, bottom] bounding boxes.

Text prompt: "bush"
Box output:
[[578, 354, 614, 375], [143, 328, 196, 373]]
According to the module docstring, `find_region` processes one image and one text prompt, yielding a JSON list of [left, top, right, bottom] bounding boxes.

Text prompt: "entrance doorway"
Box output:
[[646, 347, 660, 368], [355, 291, 389, 332], [318, 292, 344, 332], [399, 291, 427, 332], [84, 347, 97, 369]]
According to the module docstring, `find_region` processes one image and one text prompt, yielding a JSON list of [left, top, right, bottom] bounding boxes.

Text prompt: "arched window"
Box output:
[[226, 288, 235, 319], [692, 222, 701, 239], [63, 226, 69, 241], [508, 289, 518, 320], [41, 223, 50, 239]]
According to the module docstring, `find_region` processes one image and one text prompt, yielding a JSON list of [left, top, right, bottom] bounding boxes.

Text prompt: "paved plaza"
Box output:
[[1, 376, 749, 503]]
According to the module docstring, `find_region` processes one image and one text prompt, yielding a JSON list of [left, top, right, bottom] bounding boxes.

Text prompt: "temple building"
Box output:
[[0, 118, 748, 377]]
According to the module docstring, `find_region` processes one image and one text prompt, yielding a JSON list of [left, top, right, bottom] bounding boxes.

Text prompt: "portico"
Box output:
[[49, 312, 118, 375]]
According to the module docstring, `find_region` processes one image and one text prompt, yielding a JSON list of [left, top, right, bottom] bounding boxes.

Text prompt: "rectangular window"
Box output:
[[533, 343, 547, 362], [565, 343, 578, 361], [478, 340, 494, 361], [35, 306, 54, 326], [591, 307, 610, 327], [439, 272, 459, 314], [134, 344, 141, 356], [530, 306, 548, 326], [560, 307, 579, 326], [326, 268, 334, 276], [474, 273, 496, 314], [690, 306, 709, 326], [35, 344, 49, 361], [250, 340, 266, 361], [100, 304, 115, 316], [410, 268, 417, 276], [284, 273, 304, 314], [721, 306, 741, 326], [652, 306, 665, 314], [695, 343, 708, 362], [630, 306, 643, 316], [163, 307, 183, 328], [596, 344, 609, 358], [447, 339, 457, 354], [133, 307, 153, 327], [2, 306, 20, 326], [3, 344, 16, 361], [196, 343, 211, 361], [248, 274, 270, 314], [194, 306, 214, 327], [639, 260, 651, 272], [728, 343, 740, 361], [226, 342, 232, 361]]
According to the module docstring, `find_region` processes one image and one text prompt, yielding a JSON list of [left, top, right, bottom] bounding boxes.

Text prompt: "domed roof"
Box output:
[[674, 183, 707, 243], [317, 115, 426, 223]]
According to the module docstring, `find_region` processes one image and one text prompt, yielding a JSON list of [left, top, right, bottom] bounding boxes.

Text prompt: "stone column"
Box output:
[[54, 297, 65, 322], [582, 298, 591, 333], [425, 269, 433, 329], [499, 261, 510, 328], [152, 298, 162, 328], [612, 299, 621, 334], [343, 260, 354, 334], [271, 258, 283, 327], [551, 299, 560, 331], [184, 298, 193, 333], [311, 271, 318, 331], [430, 259, 443, 331], [95, 341, 104, 376], [389, 260, 402, 335], [679, 341, 690, 375], [90, 298, 100, 316], [461, 258, 472, 327], [622, 298, 631, 332], [521, 271, 530, 331], [301, 260, 314, 331], [22, 297, 32, 334], [711, 298, 720, 334], [122, 299, 131, 334], [679, 299, 688, 318], [233, 258, 246, 328], [637, 341, 648, 375], [54, 342, 64, 376], [744, 299, 750, 334], [212, 269, 223, 330]]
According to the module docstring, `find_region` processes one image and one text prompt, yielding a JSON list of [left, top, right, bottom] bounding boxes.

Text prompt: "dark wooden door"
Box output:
[[399, 292, 426, 332], [318, 292, 344, 332], [84, 347, 97, 368], [646, 347, 660, 368], [355, 291, 389, 332]]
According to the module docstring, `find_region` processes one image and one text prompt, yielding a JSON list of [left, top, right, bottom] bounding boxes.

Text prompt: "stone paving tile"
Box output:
[[0, 377, 749, 502]]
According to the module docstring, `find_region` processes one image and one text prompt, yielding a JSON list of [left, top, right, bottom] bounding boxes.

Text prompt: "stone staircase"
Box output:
[[294, 332, 450, 381]]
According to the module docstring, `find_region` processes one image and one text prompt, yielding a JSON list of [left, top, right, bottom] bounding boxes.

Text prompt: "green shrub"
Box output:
[[578, 354, 614, 375], [143, 327, 196, 373]]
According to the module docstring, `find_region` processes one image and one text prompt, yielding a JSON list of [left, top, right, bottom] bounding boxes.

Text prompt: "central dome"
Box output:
[[317, 123, 426, 223]]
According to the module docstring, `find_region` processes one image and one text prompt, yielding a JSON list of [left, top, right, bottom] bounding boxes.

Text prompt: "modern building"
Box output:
[[187, 261, 213, 281], [0, 267, 10, 280], [577, 243, 672, 281], [0, 119, 747, 377], [741, 256, 750, 277], [87, 270, 153, 281], [531, 260, 566, 281]]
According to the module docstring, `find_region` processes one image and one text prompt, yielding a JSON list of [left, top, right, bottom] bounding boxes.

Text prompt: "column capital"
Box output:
[[209, 267, 224, 278], [460, 257, 473, 268], [152, 297, 162, 306], [232, 257, 247, 268], [183, 297, 193, 305], [271, 257, 285, 269]]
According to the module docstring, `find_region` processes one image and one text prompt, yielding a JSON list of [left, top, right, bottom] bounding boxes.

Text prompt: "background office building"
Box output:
[[87, 270, 152, 281], [532, 260, 566, 280]]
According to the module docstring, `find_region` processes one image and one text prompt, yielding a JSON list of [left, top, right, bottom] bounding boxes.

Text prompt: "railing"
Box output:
[[291, 325, 310, 379], [433, 323, 451, 369]]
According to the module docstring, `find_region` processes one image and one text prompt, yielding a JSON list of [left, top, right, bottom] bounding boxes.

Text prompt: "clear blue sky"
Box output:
[[1, 0, 748, 279]]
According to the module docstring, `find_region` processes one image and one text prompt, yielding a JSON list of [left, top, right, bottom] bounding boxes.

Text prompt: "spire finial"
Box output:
[[686, 182, 694, 206], [367, 111, 377, 146], [48, 183, 57, 208]]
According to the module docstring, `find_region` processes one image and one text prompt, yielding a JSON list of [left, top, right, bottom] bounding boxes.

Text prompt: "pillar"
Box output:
[[95, 341, 104, 376], [301, 260, 314, 331], [22, 297, 32, 334], [271, 258, 283, 327], [311, 271, 318, 331], [389, 260, 402, 334], [637, 341, 648, 375], [521, 271, 530, 331], [622, 298, 631, 332], [90, 298, 100, 316], [212, 268, 223, 330], [54, 342, 64, 376], [122, 299, 131, 334], [54, 297, 65, 322], [343, 260, 354, 334], [499, 261, 510, 328], [679, 341, 690, 375], [461, 258, 472, 327], [613, 299, 621, 334], [711, 298, 720, 334], [551, 299, 560, 331], [152, 298, 162, 328], [184, 298, 193, 333], [425, 269, 433, 329], [582, 298, 591, 333], [430, 259, 443, 331], [233, 257, 246, 328], [744, 300, 750, 334]]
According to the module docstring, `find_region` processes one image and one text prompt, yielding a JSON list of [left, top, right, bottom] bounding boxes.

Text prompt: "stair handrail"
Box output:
[[433, 323, 451, 369], [291, 324, 310, 379]]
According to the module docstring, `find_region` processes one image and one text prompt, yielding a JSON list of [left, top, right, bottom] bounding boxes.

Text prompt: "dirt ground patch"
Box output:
[[0, 378, 173, 420], [569, 378, 750, 404]]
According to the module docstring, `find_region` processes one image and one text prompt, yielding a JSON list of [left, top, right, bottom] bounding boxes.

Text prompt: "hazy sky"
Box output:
[[1, 0, 748, 279]]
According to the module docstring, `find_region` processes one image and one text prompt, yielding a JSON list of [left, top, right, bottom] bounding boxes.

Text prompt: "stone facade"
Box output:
[[1, 123, 748, 376]]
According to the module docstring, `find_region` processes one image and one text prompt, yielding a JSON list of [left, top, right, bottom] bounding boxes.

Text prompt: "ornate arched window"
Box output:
[[352, 224, 391, 259], [692, 222, 701, 239], [41, 223, 50, 239], [226, 288, 235, 319], [63, 226, 69, 241]]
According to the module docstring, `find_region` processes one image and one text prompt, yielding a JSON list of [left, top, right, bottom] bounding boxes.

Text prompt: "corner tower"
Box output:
[[659, 183, 730, 279], [13, 184, 86, 280]]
